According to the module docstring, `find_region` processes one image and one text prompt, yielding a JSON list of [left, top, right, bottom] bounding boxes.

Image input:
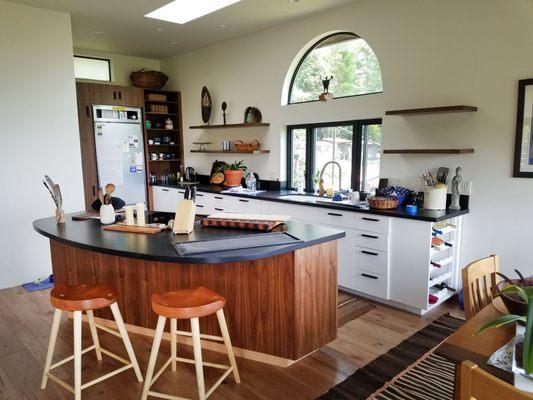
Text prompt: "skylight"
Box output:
[[145, 0, 241, 24]]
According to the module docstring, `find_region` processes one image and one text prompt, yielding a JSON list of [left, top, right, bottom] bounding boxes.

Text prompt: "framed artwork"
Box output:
[[514, 78, 533, 177]]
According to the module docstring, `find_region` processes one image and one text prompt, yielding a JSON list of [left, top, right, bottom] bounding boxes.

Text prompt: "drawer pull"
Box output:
[[196, 205, 204, 208], [361, 250, 378, 256], [361, 273, 379, 280], [162, 188, 169, 192], [214, 196, 223, 200], [327, 212, 343, 217], [362, 217, 380, 222], [196, 193, 204, 197], [215, 207, 224, 211], [238, 199, 250, 203], [361, 234, 379, 239], [178, 191, 185, 194]]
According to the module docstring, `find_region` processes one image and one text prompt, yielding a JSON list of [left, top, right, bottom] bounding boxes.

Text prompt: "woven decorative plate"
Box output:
[[367, 196, 399, 209]]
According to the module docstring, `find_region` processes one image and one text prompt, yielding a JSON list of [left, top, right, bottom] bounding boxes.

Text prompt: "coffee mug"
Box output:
[[148, 139, 154, 145], [150, 153, 158, 160], [350, 191, 360, 203]]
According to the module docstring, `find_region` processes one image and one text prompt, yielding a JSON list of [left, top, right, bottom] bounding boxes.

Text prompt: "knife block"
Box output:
[[172, 200, 196, 235]]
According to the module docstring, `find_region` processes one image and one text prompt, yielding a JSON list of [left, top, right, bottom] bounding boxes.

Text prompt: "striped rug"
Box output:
[[319, 313, 463, 400]]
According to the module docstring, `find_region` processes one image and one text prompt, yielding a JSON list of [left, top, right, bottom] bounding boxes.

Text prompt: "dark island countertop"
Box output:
[[155, 183, 469, 222], [33, 214, 345, 264]]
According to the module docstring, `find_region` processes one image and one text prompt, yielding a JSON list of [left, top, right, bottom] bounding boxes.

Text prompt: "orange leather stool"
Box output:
[[141, 287, 240, 400], [41, 283, 143, 399]]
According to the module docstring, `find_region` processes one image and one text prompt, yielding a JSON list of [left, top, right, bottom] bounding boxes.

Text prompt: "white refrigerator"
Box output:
[[93, 105, 146, 205]]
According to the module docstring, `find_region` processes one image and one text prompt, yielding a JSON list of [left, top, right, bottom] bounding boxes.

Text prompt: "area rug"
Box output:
[[319, 313, 463, 399]]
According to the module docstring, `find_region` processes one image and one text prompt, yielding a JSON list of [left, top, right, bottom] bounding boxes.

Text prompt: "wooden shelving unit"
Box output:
[[385, 105, 477, 116], [383, 149, 474, 155], [190, 150, 270, 154], [189, 122, 270, 129]]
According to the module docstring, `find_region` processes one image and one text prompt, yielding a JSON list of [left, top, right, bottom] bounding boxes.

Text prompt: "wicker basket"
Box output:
[[367, 196, 399, 209], [130, 69, 168, 89]]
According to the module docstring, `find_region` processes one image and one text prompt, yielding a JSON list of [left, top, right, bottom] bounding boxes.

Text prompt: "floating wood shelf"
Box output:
[[148, 159, 180, 162], [147, 128, 179, 132], [144, 100, 178, 104], [148, 144, 180, 148], [146, 112, 177, 116], [385, 105, 477, 116], [190, 150, 270, 154], [383, 149, 475, 154], [189, 122, 270, 129]]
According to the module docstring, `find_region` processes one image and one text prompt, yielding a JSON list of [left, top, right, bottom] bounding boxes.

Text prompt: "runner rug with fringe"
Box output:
[[318, 313, 463, 400]]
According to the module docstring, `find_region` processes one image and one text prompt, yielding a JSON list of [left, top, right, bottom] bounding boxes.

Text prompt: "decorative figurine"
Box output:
[[43, 175, 65, 223], [221, 101, 227, 125], [319, 75, 334, 101], [449, 167, 462, 210], [201, 86, 212, 124]]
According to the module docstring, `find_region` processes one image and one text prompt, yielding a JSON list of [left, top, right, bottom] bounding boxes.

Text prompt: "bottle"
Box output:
[[245, 172, 257, 192]]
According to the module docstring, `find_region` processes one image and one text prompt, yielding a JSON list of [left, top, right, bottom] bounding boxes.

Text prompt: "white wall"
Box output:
[[0, 1, 84, 289], [74, 48, 161, 87], [160, 0, 533, 276]]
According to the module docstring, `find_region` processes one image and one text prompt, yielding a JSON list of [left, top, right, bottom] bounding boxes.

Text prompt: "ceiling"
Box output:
[[8, 0, 354, 59]]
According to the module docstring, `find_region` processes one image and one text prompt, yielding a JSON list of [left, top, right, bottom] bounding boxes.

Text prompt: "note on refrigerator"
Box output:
[[96, 144, 124, 186]]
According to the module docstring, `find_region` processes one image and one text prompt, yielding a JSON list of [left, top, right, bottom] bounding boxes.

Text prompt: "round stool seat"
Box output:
[[152, 287, 226, 319], [50, 283, 118, 311]]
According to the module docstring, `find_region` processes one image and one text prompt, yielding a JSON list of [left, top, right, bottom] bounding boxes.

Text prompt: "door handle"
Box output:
[[361, 273, 378, 280], [362, 217, 380, 222], [328, 212, 343, 217], [92, 185, 96, 196], [215, 207, 223, 211], [361, 234, 379, 239], [113, 91, 117, 100], [214, 196, 223, 200], [86, 105, 90, 117], [238, 199, 249, 203], [196, 193, 204, 197], [361, 250, 378, 256], [196, 205, 204, 208], [162, 188, 169, 192]]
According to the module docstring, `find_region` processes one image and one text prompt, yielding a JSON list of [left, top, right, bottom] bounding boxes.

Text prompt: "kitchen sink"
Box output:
[[280, 194, 367, 208]]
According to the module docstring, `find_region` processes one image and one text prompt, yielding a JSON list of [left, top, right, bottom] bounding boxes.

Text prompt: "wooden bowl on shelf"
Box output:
[[234, 140, 260, 152], [367, 196, 399, 209]]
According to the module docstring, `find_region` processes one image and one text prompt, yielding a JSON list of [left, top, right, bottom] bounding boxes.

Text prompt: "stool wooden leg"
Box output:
[[41, 308, 62, 389], [109, 302, 143, 383], [216, 309, 241, 383], [191, 317, 206, 400], [170, 318, 177, 372], [86, 310, 102, 361], [141, 315, 166, 400], [73, 310, 83, 400]]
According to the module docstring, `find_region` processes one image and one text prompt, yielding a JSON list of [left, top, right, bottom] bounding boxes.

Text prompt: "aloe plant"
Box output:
[[477, 285, 533, 374]]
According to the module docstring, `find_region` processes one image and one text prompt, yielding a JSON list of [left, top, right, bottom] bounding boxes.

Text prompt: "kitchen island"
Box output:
[[33, 214, 345, 366]]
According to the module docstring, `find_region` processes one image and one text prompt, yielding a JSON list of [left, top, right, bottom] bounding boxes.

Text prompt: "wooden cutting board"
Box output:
[[102, 223, 163, 234], [201, 218, 284, 231]]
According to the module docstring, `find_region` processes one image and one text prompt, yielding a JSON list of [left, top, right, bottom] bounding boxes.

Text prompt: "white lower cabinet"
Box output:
[[354, 268, 389, 299], [152, 186, 184, 212]]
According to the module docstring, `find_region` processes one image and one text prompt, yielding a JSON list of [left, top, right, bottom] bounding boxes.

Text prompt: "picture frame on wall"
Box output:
[[513, 78, 533, 177]]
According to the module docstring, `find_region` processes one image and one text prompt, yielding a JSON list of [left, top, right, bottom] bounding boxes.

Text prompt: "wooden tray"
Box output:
[[201, 218, 284, 231], [103, 223, 163, 234]]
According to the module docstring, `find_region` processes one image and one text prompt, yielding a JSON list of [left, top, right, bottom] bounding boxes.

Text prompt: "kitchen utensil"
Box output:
[[221, 101, 227, 125], [201, 217, 284, 231], [102, 223, 163, 234], [184, 167, 195, 181], [437, 167, 449, 183], [99, 204, 115, 225], [367, 196, 399, 209], [105, 183, 115, 202], [424, 186, 447, 210]]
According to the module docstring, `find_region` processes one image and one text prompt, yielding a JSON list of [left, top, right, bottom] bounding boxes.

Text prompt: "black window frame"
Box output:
[[73, 55, 112, 82], [287, 32, 383, 105], [287, 118, 382, 192]]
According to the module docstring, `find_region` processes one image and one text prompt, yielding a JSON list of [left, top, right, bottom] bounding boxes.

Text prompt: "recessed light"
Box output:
[[156, 27, 164, 32], [219, 24, 228, 28], [92, 30, 104, 34], [145, 0, 242, 24], [169, 41, 176, 45]]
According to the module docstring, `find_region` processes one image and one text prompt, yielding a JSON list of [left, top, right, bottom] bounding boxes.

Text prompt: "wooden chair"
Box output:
[[141, 286, 240, 400], [461, 254, 499, 320], [41, 283, 143, 400], [459, 360, 533, 399]]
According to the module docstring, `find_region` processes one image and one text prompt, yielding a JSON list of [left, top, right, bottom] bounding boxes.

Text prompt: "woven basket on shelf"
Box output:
[[367, 196, 399, 209], [130, 69, 168, 89]]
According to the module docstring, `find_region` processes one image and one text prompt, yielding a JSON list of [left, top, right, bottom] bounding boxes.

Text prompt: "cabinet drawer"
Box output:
[[315, 208, 355, 229], [354, 268, 389, 299], [354, 247, 388, 275], [354, 231, 389, 251], [355, 214, 390, 234]]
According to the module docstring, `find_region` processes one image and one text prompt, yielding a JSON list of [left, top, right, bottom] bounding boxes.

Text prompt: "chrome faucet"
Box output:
[[319, 161, 342, 196]]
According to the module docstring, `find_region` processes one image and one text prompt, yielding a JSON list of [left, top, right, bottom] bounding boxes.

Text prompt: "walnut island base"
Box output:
[[35, 216, 343, 367]]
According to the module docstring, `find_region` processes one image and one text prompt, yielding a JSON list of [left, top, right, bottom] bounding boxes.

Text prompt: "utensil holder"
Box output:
[[55, 208, 65, 224], [99, 204, 115, 225], [424, 187, 447, 210]]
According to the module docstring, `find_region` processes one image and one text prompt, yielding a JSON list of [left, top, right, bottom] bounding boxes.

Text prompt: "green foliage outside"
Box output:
[[291, 37, 383, 103]]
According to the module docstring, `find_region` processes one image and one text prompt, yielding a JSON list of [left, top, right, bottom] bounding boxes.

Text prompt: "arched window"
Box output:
[[288, 32, 383, 104]]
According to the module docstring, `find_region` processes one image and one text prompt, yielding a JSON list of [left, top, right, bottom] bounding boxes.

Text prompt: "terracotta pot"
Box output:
[[224, 169, 243, 187]]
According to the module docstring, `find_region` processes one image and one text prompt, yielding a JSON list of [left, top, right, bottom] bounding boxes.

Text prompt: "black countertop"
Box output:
[[33, 214, 345, 264], [155, 184, 469, 222]]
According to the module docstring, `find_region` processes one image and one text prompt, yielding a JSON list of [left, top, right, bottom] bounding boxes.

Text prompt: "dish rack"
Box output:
[[426, 217, 462, 310]]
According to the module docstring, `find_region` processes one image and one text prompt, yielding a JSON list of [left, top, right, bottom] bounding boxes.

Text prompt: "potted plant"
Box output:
[[478, 279, 533, 376], [218, 160, 247, 187]]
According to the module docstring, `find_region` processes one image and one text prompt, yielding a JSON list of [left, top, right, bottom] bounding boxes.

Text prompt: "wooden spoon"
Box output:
[[105, 183, 115, 205], [98, 188, 105, 204]]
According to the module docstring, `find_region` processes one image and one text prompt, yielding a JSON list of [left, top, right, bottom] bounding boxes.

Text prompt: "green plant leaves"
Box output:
[[476, 314, 526, 334]]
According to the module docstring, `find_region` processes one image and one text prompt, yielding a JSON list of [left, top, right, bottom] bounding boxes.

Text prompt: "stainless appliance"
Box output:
[[93, 105, 146, 205]]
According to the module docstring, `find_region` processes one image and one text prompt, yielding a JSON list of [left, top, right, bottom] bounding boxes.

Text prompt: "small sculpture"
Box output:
[[221, 101, 227, 125], [201, 86, 212, 124], [449, 167, 462, 210], [43, 175, 65, 223], [319, 76, 334, 101]]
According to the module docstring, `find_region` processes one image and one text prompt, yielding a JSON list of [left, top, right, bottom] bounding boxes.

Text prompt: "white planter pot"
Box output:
[[99, 204, 115, 225], [513, 324, 533, 392]]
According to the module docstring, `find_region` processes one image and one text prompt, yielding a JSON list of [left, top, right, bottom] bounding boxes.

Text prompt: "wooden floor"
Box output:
[[0, 286, 463, 400]]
